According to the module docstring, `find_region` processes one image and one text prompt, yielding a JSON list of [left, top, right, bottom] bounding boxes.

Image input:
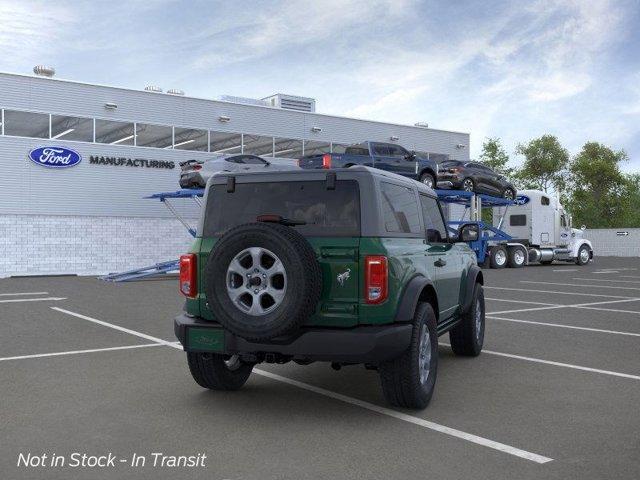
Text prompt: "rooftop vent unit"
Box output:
[[167, 89, 185, 96], [33, 65, 55, 77], [414, 122, 429, 128], [262, 94, 316, 113], [144, 85, 163, 93], [219, 95, 270, 107]]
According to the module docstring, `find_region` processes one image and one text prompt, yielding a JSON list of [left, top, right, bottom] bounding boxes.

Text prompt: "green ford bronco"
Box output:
[[175, 167, 484, 409]]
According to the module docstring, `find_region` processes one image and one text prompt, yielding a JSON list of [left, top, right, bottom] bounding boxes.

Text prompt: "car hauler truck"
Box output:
[[492, 189, 593, 267]]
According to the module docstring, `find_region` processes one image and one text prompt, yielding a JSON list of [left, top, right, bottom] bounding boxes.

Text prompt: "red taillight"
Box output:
[[179, 254, 197, 297], [322, 154, 332, 169], [192, 164, 202, 171], [449, 167, 460, 173], [365, 255, 388, 304]]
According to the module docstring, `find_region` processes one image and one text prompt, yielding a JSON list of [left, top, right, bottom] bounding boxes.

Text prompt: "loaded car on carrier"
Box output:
[[174, 167, 485, 409]]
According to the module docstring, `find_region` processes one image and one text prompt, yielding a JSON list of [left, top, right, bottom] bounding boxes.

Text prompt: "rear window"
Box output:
[[203, 180, 360, 237]]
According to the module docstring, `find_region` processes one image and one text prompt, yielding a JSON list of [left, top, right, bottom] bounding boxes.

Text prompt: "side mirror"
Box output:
[[404, 151, 416, 160], [459, 223, 479, 242]]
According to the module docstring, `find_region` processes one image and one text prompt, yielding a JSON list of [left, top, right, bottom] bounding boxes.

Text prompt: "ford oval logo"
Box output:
[[514, 195, 530, 206], [28, 146, 82, 168]]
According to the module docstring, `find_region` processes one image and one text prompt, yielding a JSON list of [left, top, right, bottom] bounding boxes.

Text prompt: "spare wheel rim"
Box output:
[[226, 247, 287, 316]]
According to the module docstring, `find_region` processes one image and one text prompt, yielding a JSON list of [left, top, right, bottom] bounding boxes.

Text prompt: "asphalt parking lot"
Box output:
[[1, 257, 639, 480]]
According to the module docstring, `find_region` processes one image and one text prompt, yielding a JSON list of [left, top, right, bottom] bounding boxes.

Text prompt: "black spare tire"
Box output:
[[204, 222, 322, 341]]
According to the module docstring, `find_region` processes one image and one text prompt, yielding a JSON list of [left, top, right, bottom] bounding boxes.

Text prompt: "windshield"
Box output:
[[203, 180, 360, 237]]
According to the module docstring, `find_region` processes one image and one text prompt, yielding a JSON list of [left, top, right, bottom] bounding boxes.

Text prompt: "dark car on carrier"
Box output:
[[437, 160, 517, 199]]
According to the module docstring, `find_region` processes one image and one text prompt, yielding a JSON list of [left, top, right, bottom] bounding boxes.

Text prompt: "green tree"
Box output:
[[622, 174, 640, 227], [566, 142, 629, 228], [514, 135, 569, 193], [479, 137, 514, 177]]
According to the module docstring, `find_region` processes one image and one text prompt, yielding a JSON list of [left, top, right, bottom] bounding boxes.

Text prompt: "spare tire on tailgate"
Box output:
[[204, 222, 322, 342]]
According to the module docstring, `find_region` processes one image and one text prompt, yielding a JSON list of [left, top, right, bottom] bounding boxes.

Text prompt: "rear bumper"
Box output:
[[179, 172, 205, 188], [174, 314, 412, 364]]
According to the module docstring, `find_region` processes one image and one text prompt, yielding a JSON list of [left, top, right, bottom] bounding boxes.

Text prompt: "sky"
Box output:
[[1, 0, 639, 171]]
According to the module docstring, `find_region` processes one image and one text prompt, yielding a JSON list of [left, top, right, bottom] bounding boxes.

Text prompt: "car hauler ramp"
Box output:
[[100, 189, 204, 282]]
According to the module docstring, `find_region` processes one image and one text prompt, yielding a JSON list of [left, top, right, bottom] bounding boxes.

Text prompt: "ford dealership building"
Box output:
[[0, 70, 470, 277]]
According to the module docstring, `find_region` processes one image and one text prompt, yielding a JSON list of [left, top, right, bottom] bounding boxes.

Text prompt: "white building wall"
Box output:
[[583, 229, 640, 257], [0, 215, 197, 277]]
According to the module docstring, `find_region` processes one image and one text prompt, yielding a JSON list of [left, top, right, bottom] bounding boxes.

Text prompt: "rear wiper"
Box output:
[[256, 214, 307, 226]]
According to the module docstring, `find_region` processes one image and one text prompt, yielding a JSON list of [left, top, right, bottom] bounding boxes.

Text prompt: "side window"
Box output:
[[560, 215, 567, 227], [387, 145, 407, 158], [541, 196, 550, 206], [510, 214, 527, 226], [420, 195, 448, 243], [373, 144, 390, 156], [380, 182, 421, 234]]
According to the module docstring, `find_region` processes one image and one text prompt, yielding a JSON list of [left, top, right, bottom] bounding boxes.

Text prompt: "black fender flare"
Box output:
[[461, 265, 483, 313], [394, 276, 435, 323], [418, 167, 437, 180]]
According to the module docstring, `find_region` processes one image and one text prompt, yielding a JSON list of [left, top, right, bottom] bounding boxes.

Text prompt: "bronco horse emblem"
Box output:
[[337, 268, 351, 286]]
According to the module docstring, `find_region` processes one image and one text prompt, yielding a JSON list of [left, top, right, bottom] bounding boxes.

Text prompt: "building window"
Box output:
[[273, 137, 303, 158], [303, 140, 331, 156], [380, 181, 421, 234], [3, 110, 49, 138], [173, 127, 208, 151], [51, 114, 93, 142], [243, 134, 273, 156], [210, 131, 242, 154], [95, 119, 135, 145], [135, 123, 173, 148]]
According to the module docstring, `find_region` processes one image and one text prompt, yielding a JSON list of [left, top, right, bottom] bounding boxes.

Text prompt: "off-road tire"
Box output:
[[187, 352, 253, 390], [507, 246, 526, 268], [449, 283, 484, 356], [204, 222, 322, 341], [420, 172, 436, 189], [379, 302, 438, 409], [489, 245, 507, 269]]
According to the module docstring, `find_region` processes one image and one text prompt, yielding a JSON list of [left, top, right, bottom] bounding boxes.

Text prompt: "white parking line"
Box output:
[[0, 343, 161, 362], [488, 298, 640, 316], [486, 298, 559, 306], [487, 316, 640, 337], [593, 271, 619, 274], [0, 292, 49, 296], [440, 343, 640, 381], [254, 369, 552, 464], [51, 307, 177, 347], [486, 286, 638, 299], [553, 269, 578, 272], [50, 307, 552, 464], [0, 297, 66, 304], [620, 275, 640, 279], [574, 305, 640, 315], [521, 281, 640, 291], [572, 278, 640, 284]]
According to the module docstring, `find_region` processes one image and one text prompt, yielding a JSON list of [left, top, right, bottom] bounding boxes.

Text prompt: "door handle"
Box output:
[[434, 258, 447, 267]]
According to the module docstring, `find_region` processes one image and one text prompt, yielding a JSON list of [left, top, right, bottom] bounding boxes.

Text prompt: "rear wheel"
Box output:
[[462, 178, 475, 192], [507, 246, 526, 268], [489, 245, 507, 269], [450, 283, 484, 356], [379, 302, 438, 409], [187, 352, 254, 390], [420, 172, 435, 189], [502, 188, 516, 200]]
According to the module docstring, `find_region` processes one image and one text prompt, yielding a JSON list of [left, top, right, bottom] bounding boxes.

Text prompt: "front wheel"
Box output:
[[502, 188, 516, 200], [576, 245, 591, 265], [419, 172, 435, 189], [450, 283, 484, 356], [379, 302, 438, 409], [187, 352, 254, 390]]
